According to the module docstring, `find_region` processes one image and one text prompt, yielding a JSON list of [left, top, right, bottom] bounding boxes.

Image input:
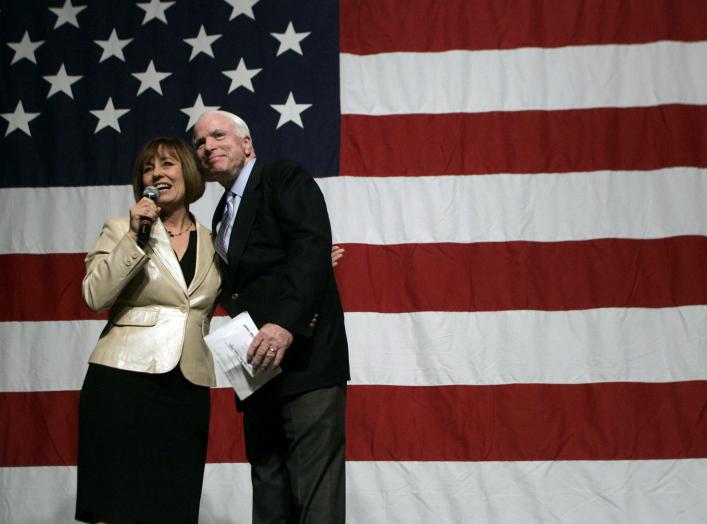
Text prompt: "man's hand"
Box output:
[[248, 323, 294, 371], [331, 245, 345, 266]]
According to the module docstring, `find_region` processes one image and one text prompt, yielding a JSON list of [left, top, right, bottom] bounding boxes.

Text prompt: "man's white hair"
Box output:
[[197, 110, 251, 139]]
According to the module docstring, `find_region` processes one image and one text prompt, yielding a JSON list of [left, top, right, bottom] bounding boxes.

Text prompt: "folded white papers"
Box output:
[[204, 311, 281, 400]]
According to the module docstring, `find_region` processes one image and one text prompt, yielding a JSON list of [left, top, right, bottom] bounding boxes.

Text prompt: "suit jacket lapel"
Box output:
[[147, 219, 188, 292], [212, 189, 228, 237], [226, 161, 263, 272]]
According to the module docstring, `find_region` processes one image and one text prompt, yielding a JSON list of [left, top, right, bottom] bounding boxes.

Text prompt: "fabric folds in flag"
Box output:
[[1, 0, 706, 522]]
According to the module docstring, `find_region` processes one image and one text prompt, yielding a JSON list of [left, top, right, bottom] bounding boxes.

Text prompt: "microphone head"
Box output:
[[143, 186, 160, 201]]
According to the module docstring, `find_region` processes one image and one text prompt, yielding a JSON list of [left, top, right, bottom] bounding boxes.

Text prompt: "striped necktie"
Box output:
[[215, 191, 235, 260]]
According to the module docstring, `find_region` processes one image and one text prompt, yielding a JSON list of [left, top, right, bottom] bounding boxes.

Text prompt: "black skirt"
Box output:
[[75, 362, 210, 524]]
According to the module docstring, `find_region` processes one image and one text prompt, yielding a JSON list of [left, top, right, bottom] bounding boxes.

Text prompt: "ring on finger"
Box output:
[[268, 345, 277, 353]]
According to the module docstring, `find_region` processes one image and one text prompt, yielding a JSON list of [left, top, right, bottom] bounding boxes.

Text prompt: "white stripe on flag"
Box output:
[[345, 307, 707, 386], [340, 41, 707, 115], [3, 306, 706, 392], [3, 460, 706, 524], [323, 168, 707, 244], [2, 168, 706, 254], [346, 459, 707, 523]]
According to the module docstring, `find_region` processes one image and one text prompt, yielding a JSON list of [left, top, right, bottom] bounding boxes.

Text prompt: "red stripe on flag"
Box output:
[[0, 390, 80, 467], [334, 237, 707, 313], [205, 387, 246, 463], [0, 253, 107, 322], [340, 0, 707, 54], [346, 382, 707, 461], [2, 236, 706, 320], [341, 106, 707, 176], [0, 253, 223, 321], [3, 382, 707, 466]]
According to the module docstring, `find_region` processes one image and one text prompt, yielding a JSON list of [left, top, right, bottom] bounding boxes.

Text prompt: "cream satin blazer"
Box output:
[[82, 217, 221, 386]]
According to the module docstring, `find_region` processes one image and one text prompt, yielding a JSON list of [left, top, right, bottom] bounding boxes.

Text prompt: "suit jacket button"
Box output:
[[231, 292, 239, 300], [131, 253, 139, 259]]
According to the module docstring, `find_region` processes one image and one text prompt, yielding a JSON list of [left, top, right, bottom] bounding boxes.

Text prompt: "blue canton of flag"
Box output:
[[0, 0, 340, 188]]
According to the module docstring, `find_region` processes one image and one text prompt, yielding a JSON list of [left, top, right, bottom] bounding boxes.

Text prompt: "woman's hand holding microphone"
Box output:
[[129, 196, 161, 241]]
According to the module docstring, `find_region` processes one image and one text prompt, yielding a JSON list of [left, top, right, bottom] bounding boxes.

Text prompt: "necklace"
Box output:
[[165, 221, 193, 238]]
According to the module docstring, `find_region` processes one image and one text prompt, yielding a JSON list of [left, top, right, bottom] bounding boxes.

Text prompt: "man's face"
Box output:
[[193, 113, 252, 186]]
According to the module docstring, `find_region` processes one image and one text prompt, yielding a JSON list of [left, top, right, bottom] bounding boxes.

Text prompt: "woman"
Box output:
[[75, 136, 346, 523], [76, 136, 220, 523]]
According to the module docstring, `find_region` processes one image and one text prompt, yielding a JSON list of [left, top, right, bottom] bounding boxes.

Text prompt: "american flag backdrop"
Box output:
[[1, 0, 707, 522]]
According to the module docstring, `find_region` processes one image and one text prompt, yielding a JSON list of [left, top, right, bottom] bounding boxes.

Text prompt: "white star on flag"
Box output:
[[7, 31, 44, 65], [137, 0, 175, 25], [271, 21, 310, 56], [223, 0, 259, 21], [132, 60, 172, 95], [184, 25, 222, 61], [43, 64, 82, 99], [180, 94, 220, 131], [90, 98, 130, 133], [222, 58, 262, 93], [1, 101, 40, 137], [270, 91, 311, 129], [94, 29, 133, 63], [48, 0, 87, 29]]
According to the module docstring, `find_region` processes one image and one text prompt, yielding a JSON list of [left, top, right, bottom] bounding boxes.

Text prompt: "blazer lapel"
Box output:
[[147, 219, 188, 292], [188, 222, 216, 295], [226, 161, 263, 272]]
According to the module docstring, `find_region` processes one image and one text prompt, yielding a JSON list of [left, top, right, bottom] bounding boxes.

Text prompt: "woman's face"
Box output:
[[141, 145, 186, 212]]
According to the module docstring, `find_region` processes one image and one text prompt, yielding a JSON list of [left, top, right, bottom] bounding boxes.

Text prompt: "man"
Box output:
[[193, 111, 349, 523]]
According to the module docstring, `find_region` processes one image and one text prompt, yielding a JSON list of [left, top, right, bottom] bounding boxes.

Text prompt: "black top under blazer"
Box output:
[[213, 159, 350, 400]]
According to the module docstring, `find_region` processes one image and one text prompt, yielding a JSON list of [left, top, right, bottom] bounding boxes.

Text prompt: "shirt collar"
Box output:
[[228, 158, 256, 197]]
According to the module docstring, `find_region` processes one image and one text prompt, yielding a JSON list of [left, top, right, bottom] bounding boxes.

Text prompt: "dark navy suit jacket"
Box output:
[[213, 159, 350, 400]]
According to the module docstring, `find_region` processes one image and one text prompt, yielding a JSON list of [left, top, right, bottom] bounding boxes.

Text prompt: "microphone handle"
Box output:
[[137, 216, 153, 246]]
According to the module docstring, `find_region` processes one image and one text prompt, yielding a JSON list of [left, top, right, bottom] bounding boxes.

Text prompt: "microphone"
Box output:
[[137, 186, 160, 246]]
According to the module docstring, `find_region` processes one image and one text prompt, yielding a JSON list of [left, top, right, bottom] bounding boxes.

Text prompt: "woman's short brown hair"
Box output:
[[131, 136, 205, 204]]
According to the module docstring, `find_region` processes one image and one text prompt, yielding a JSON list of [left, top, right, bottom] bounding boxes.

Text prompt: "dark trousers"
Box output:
[[243, 383, 347, 524]]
